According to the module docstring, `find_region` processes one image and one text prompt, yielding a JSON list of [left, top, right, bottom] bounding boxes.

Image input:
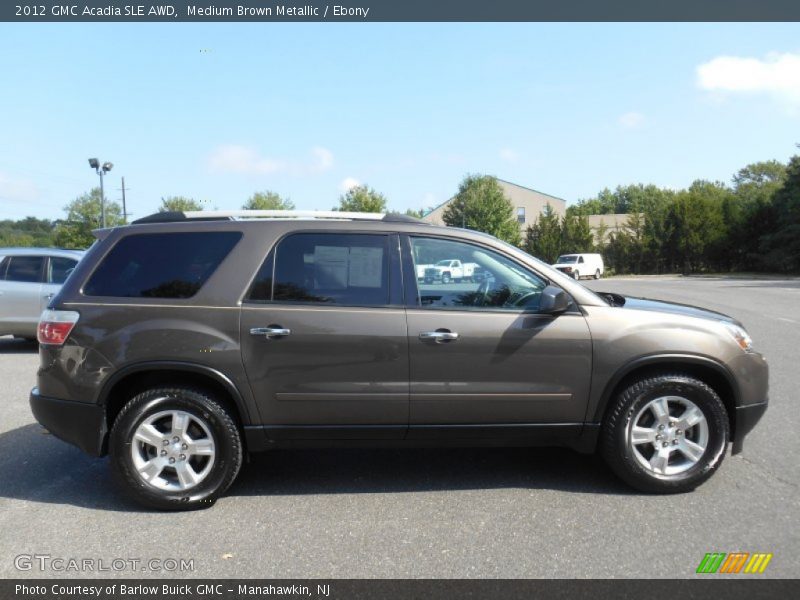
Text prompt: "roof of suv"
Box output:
[[132, 210, 428, 225], [0, 247, 85, 258]]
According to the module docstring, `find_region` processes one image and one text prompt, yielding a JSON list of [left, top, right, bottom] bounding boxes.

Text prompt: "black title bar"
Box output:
[[3, 0, 800, 22], [4, 579, 800, 600]]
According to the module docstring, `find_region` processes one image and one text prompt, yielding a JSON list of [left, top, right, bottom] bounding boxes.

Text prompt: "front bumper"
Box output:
[[732, 400, 768, 455], [29, 387, 106, 456]]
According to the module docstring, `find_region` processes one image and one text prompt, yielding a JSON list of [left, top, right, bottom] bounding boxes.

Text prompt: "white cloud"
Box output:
[[499, 148, 519, 162], [618, 111, 645, 129], [696, 52, 800, 110], [208, 144, 334, 175], [339, 177, 361, 192]]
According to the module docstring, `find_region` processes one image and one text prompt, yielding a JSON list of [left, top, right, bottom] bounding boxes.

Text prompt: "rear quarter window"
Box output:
[[83, 232, 241, 299]]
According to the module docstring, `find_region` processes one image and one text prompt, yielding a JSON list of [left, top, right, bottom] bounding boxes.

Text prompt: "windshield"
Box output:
[[556, 255, 578, 264]]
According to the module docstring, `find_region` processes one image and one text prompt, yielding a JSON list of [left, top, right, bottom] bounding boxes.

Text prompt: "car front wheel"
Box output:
[[600, 374, 729, 493], [109, 387, 243, 510]]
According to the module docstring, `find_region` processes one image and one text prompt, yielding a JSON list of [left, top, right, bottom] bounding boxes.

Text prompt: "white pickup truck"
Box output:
[[419, 259, 478, 284]]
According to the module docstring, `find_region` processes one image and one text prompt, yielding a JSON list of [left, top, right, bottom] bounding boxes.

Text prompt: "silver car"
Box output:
[[0, 247, 84, 340]]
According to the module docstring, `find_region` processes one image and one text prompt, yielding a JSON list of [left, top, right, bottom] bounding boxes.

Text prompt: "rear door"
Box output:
[[0, 255, 45, 336], [240, 231, 409, 440], [403, 235, 592, 435], [42, 255, 79, 311]]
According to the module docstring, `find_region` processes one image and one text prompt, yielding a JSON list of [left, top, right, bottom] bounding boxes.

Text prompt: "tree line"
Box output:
[[442, 155, 799, 275], [0, 185, 421, 250], [3, 153, 798, 274]]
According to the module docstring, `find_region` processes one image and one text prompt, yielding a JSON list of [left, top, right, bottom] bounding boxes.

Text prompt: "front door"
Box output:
[[404, 235, 592, 436], [240, 231, 409, 439]]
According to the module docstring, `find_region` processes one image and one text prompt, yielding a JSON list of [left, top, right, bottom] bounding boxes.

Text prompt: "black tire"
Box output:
[[441, 272, 452, 284], [109, 387, 243, 510], [573, 270, 580, 280], [594, 269, 601, 280], [424, 277, 433, 284], [600, 374, 729, 493]]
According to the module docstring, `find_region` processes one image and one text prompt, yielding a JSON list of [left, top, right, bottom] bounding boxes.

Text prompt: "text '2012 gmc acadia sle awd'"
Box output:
[[29, 210, 768, 510]]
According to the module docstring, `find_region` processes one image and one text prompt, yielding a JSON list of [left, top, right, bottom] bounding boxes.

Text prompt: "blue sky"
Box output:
[[0, 23, 798, 221]]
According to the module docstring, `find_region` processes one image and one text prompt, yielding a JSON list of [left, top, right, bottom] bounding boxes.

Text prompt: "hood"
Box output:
[[603, 293, 742, 327]]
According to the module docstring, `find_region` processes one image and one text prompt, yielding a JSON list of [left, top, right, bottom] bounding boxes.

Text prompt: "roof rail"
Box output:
[[132, 210, 427, 225]]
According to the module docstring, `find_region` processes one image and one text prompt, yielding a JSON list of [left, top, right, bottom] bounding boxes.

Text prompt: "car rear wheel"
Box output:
[[600, 374, 729, 493], [594, 269, 601, 279], [109, 387, 243, 510], [441, 272, 452, 284]]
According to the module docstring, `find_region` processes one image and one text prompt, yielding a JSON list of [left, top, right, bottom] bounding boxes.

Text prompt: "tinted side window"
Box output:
[[249, 233, 389, 306], [410, 237, 546, 311], [48, 257, 79, 284], [84, 232, 241, 298], [5, 256, 44, 283]]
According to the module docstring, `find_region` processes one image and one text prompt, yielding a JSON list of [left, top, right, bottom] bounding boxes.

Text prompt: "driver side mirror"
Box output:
[[539, 285, 570, 315]]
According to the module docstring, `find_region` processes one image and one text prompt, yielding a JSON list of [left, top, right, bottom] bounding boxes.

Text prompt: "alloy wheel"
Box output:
[[130, 409, 216, 491], [628, 395, 709, 476]]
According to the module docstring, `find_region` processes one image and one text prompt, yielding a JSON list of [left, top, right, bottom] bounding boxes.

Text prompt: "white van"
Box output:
[[551, 253, 604, 280]]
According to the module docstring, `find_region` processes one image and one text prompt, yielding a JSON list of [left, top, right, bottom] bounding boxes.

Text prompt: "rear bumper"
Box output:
[[29, 387, 106, 456], [732, 400, 768, 455]]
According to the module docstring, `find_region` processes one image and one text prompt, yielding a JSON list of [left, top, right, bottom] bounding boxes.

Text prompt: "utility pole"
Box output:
[[119, 177, 129, 223]]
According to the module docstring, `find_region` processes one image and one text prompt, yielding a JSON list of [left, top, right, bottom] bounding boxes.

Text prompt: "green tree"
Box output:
[[560, 213, 594, 254], [729, 161, 788, 270], [54, 188, 125, 249], [442, 174, 521, 245], [604, 231, 634, 275], [334, 185, 387, 213], [523, 203, 562, 262], [242, 190, 295, 210], [759, 155, 800, 272], [665, 182, 727, 273], [159, 196, 205, 212], [0, 217, 56, 247]]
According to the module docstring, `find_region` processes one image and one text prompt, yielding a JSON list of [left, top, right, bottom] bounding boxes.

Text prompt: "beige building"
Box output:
[[588, 213, 642, 244], [422, 178, 567, 232]]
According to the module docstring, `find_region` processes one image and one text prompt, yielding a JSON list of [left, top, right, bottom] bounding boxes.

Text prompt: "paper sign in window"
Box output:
[[348, 247, 383, 288], [313, 245, 348, 289]]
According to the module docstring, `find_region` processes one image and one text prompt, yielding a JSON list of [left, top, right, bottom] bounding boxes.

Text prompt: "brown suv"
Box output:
[[29, 211, 768, 509]]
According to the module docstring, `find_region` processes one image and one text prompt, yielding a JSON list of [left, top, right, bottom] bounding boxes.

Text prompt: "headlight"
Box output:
[[723, 322, 754, 352]]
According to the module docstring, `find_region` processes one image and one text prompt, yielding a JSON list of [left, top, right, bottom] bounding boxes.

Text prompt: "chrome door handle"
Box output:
[[419, 330, 459, 343], [250, 327, 291, 339]]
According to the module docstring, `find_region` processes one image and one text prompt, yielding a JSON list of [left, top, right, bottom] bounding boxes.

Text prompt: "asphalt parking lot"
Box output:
[[0, 276, 797, 579]]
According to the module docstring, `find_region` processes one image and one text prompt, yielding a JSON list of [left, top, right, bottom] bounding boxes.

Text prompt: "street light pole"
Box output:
[[88, 158, 113, 228], [99, 169, 106, 228]]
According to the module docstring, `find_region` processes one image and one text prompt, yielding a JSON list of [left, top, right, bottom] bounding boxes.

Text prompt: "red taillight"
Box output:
[[37, 310, 80, 346]]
